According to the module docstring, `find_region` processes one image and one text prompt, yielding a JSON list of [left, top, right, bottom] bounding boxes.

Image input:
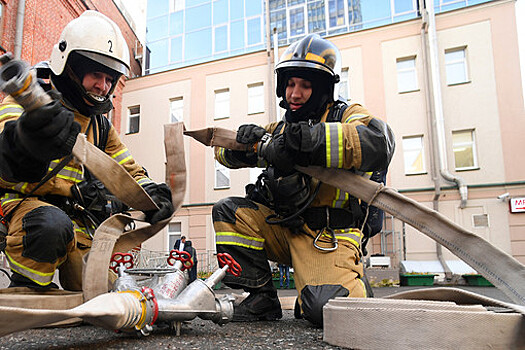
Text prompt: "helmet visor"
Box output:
[[76, 50, 129, 77]]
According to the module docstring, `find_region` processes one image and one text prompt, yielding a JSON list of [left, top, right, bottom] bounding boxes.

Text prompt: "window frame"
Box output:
[[214, 88, 230, 120], [169, 97, 184, 123], [127, 105, 140, 134], [214, 160, 230, 189], [247, 82, 264, 115], [402, 135, 427, 175], [396, 56, 419, 93], [167, 222, 181, 251], [445, 46, 470, 86], [452, 129, 479, 171]]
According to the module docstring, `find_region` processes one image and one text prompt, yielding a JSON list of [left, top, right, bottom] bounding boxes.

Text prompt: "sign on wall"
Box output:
[[510, 197, 525, 213]]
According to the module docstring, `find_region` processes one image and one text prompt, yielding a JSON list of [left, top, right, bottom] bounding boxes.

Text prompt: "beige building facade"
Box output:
[[121, 0, 525, 271]]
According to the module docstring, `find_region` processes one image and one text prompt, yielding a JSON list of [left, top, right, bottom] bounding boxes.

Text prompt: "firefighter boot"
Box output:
[[233, 279, 282, 322]]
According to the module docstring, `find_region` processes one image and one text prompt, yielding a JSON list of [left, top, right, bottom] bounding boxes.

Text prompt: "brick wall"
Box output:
[[0, 0, 141, 131]]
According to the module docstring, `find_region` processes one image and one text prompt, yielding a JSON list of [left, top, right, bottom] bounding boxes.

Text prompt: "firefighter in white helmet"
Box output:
[[212, 34, 395, 326], [0, 11, 173, 291]]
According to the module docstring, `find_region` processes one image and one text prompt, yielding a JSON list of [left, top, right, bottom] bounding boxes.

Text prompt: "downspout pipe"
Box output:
[[426, 2, 468, 209], [419, 0, 453, 280], [14, 0, 27, 59]]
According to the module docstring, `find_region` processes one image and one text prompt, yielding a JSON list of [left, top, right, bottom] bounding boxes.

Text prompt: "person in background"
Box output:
[[278, 263, 290, 289]]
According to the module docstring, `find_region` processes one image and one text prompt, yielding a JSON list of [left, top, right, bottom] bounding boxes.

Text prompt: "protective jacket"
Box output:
[[215, 102, 394, 224], [0, 88, 153, 289], [212, 101, 394, 325]]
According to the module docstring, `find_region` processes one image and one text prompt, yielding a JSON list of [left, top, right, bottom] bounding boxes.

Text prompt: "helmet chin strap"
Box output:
[[51, 65, 113, 116]]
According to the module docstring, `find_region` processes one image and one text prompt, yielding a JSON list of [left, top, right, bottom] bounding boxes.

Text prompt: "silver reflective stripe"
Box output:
[[216, 231, 265, 250], [332, 188, 349, 208], [335, 228, 362, 248], [0, 104, 23, 122], [4, 251, 55, 286], [137, 177, 154, 186], [111, 148, 133, 165], [49, 159, 84, 183], [325, 123, 343, 168], [1, 192, 23, 206], [343, 113, 368, 123]]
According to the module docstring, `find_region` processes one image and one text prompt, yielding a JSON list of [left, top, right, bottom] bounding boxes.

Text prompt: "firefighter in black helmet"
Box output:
[[0, 11, 174, 291], [213, 33, 395, 327]]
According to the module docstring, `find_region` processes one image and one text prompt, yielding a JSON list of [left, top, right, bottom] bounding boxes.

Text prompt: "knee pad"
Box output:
[[22, 206, 74, 263], [300, 284, 349, 327], [212, 197, 258, 224]]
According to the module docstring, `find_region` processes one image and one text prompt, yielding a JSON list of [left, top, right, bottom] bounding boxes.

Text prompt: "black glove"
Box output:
[[143, 183, 175, 224], [16, 100, 80, 161], [259, 134, 296, 174], [236, 124, 267, 144]]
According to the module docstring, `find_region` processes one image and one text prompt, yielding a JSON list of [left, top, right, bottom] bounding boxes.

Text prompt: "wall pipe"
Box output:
[[426, 2, 468, 209], [418, 0, 454, 279], [14, 0, 26, 59]]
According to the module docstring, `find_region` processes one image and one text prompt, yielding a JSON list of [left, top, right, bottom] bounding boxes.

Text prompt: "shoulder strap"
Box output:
[[326, 100, 349, 123], [95, 115, 111, 151]]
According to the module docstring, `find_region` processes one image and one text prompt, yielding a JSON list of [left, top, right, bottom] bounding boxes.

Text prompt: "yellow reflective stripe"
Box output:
[[112, 148, 133, 164], [216, 231, 265, 250], [325, 123, 343, 168], [332, 188, 349, 208], [343, 113, 368, 123], [137, 177, 154, 186], [0, 104, 23, 111], [1, 193, 23, 206], [4, 251, 54, 285]]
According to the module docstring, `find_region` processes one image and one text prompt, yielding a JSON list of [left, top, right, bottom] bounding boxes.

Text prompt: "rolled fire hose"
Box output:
[[184, 126, 525, 349]]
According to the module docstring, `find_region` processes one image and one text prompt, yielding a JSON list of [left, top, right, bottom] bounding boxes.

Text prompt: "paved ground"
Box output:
[[0, 281, 516, 350]]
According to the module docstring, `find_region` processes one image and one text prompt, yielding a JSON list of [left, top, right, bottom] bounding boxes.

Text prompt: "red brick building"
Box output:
[[0, 0, 143, 130]]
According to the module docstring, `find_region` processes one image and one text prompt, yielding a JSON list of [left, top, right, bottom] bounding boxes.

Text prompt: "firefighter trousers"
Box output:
[[212, 196, 367, 320], [3, 197, 92, 290]]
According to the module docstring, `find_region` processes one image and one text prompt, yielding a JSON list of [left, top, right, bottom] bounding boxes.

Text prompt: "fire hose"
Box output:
[[0, 251, 240, 337]]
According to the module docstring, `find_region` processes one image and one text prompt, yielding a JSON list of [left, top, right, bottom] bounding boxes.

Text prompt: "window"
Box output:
[[339, 67, 350, 101], [127, 106, 140, 134], [396, 56, 418, 93], [445, 47, 468, 85], [170, 97, 184, 123], [452, 129, 478, 170], [402, 135, 426, 175], [248, 83, 264, 114], [215, 160, 230, 188], [328, 0, 345, 29], [167, 222, 181, 251], [288, 4, 306, 38], [214, 89, 230, 119]]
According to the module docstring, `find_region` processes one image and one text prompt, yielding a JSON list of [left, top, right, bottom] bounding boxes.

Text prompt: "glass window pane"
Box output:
[[230, 20, 244, 49], [170, 97, 184, 123], [148, 39, 169, 70], [230, 0, 244, 20], [148, 0, 169, 19], [170, 11, 183, 35], [339, 68, 349, 100], [361, 0, 391, 28], [270, 9, 287, 40], [308, 1, 325, 33], [214, 25, 228, 52], [247, 17, 261, 46], [246, 0, 262, 17], [185, 3, 211, 32], [453, 130, 476, 169], [147, 16, 169, 42], [289, 6, 306, 37], [187, 0, 209, 6], [395, 0, 414, 13], [328, 0, 345, 28], [248, 83, 264, 114], [170, 36, 183, 62], [402, 136, 425, 174], [215, 161, 230, 188], [397, 57, 418, 92], [445, 49, 468, 85], [215, 89, 230, 119], [213, 0, 228, 24], [185, 28, 212, 61]]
